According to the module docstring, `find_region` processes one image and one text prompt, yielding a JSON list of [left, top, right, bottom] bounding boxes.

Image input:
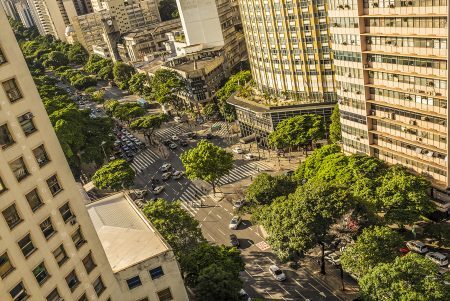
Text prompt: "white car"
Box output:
[[229, 216, 242, 230], [152, 186, 164, 195], [233, 200, 244, 209], [161, 172, 172, 181], [161, 163, 172, 172], [171, 135, 179, 141], [238, 289, 252, 301], [406, 240, 429, 254], [425, 252, 449, 267], [269, 265, 286, 281], [172, 171, 183, 179], [233, 147, 244, 154], [244, 153, 255, 160]]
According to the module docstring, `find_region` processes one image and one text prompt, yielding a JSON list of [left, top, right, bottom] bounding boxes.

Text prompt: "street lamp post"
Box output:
[[100, 141, 108, 162]]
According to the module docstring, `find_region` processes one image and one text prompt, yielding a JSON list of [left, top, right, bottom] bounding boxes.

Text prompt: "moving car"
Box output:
[[172, 171, 183, 179], [152, 186, 164, 194], [162, 172, 172, 181], [269, 265, 286, 281], [244, 153, 255, 160], [425, 252, 449, 267], [161, 163, 172, 172], [230, 234, 239, 247], [229, 216, 242, 230], [233, 200, 244, 210], [169, 143, 178, 150], [406, 240, 429, 254], [179, 140, 188, 147], [233, 147, 244, 154]]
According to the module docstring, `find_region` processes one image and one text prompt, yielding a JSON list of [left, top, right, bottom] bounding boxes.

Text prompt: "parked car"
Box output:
[[152, 186, 164, 195], [161, 163, 172, 172], [162, 139, 172, 145], [425, 252, 449, 267], [229, 216, 242, 230], [206, 133, 213, 139], [406, 240, 429, 254], [233, 200, 245, 210], [135, 189, 148, 198], [269, 265, 286, 281], [171, 135, 179, 141], [179, 140, 188, 147], [244, 153, 255, 160], [238, 289, 252, 301], [233, 147, 244, 154], [169, 143, 178, 150], [162, 172, 172, 181], [230, 234, 239, 247], [172, 171, 183, 179]]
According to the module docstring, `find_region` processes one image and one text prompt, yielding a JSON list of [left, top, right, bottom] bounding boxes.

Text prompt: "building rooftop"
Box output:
[[86, 193, 169, 273], [167, 55, 224, 74]]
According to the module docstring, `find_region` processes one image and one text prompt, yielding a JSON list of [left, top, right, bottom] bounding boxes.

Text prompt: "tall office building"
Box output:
[[328, 0, 450, 208], [15, 0, 35, 28]]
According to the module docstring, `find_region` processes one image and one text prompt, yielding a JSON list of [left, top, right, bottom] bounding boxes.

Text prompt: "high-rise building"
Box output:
[[328, 0, 450, 210], [0, 7, 189, 300], [15, 0, 35, 28], [227, 0, 336, 145]]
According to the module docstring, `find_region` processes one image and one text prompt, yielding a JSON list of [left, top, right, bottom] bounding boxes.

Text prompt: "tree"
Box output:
[[150, 69, 185, 106], [92, 159, 135, 190], [340, 226, 403, 279], [216, 70, 252, 121], [128, 73, 151, 97], [91, 90, 105, 103], [245, 173, 296, 205], [142, 199, 203, 257], [112, 103, 146, 125], [359, 253, 449, 301], [202, 102, 220, 120], [103, 99, 119, 115], [181, 140, 233, 193], [195, 264, 242, 301], [257, 181, 352, 273], [376, 165, 434, 228], [67, 42, 88, 65], [130, 114, 168, 141], [72, 75, 97, 90], [43, 51, 69, 69], [294, 144, 342, 181], [113, 62, 135, 89], [423, 223, 450, 248], [159, 0, 179, 21], [268, 114, 325, 154], [329, 104, 342, 143]]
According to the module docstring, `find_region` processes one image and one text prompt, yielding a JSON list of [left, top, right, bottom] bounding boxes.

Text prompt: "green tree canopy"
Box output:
[[72, 75, 97, 90], [268, 114, 325, 153], [329, 104, 342, 143], [130, 113, 168, 140], [92, 159, 135, 190], [113, 62, 135, 89], [180, 140, 233, 193], [103, 99, 120, 115], [216, 70, 252, 121], [159, 0, 179, 21], [202, 102, 220, 120], [43, 51, 69, 69], [128, 72, 151, 97], [112, 103, 146, 124], [195, 263, 242, 301], [359, 253, 449, 301], [245, 173, 296, 205], [340, 226, 403, 279], [150, 69, 185, 105]]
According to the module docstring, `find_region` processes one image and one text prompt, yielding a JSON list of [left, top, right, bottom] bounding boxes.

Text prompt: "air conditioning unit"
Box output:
[[344, 4, 351, 9], [421, 116, 429, 121], [416, 137, 423, 142], [439, 120, 446, 125], [389, 3, 395, 7], [404, 96, 412, 100], [70, 217, 77, 225], [370, 110, 376, 115], [372, 2, 379, 7], [387, 112, 395, 119], [356, 91, 362, 95], [350, 40, 355, 44], [363, 64, 369, 68], [338, 4, 345, 9], [347, 73, 352, 77], [7, 90, 20, 100], [23, 112, 34, 120], [407, 0, 413, 5], [343, 88, 348, 92], [420, 131, 428, 138], [427, 81, 435, 87], [409, 120, 416, 125], [342, 41, 348, 45]]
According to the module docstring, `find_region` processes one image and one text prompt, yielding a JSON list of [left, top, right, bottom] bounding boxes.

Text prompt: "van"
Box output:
[[425, 252, 449, 267], [406, 240, 429, 254]]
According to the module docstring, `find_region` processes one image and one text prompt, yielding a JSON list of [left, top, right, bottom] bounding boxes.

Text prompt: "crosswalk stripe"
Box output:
[[217, 161, 273, 185], [130, 149, 162, 173]]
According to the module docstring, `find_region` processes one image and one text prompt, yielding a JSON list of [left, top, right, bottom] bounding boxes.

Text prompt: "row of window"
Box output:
[[363, 0, 448, 7], [126, 266, 165, 290], [369, 87, 447, 109], [370, 104, 447, 125], [373, 119, 447, 144], [368, 70, 447, 90], [0, 112, 37, 149], [365, 17, 447, 29], [334, 50, 362, 62], [341, 110, 367, 124], [367, 54, 447, 70], [366, 36, 447, 50], [2, 78, 23, 102]]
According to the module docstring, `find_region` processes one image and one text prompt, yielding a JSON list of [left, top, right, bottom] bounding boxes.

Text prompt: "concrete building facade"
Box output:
[[328, 0, 450, 211]]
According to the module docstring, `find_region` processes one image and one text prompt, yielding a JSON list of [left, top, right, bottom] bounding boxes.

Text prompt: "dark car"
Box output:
[[179, 140, 188, 147], [206, 133, 213, 139], [230, 234, 239, 247], [162, 139, 172, 146]]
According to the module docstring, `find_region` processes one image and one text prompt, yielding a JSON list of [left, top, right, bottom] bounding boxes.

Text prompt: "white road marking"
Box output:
[[278, 284, 290, 294], [256, 264, 264, 271], [294, 279, 304, 288], [265, 291, 275, 299], [217, 228, 226, 235], [207, 233, 215, 242], [203, 217, 207, 221], [294, 289, 310, 301], [309, 283, 326, 298], [248, 226, 253, 231], [216, 214, 222, 219], [244, 269, 254, 279], [266, 257, 275, 264]]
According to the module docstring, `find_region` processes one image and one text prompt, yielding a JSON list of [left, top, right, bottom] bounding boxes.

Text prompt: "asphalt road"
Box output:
[[131, 122, 347, 301]]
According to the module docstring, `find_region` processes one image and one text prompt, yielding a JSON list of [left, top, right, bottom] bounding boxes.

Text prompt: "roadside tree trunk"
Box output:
[[320, 242, 326, 275]]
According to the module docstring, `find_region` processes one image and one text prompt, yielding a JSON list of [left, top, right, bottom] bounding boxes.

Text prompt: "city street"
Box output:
[[131, 121, 358, 301]]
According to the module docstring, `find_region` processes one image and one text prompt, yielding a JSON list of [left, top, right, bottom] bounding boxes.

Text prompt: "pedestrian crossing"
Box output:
[[154, 124, 190, 141], [210, 121, 232, 137], [178, 184, 208, 216], [218, 161, 272, 185], [130, 149, 160, 173]]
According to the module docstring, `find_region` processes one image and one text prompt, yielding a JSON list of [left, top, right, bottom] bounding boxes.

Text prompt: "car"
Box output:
[[186, 132, 197, 139], [269, 265, 286, 281], [95, 108, 101, 113], [169, 143, 178, 150], [161, 172, 172, 181], [238, 289, 252, 301], [425, 252, 449, 267], [406, 240, 429, 254], [230, 234, 240, 247], [152, 186, 164, 194], [171, 135, 179, 141], [135, 189, 148, 198], [244, 153, 255, 160], [233, 200, 244, 209], [206, 133, 213, 139], [172, 171, 183, 179], [233, 147, 244, 154], [229, 216, 242, 230], [174, 116, 181, 123], [179, 140, 188, 147], [325, 251, 342, 265], [162, 139, 172, 146], [160, 163, 172, 172]]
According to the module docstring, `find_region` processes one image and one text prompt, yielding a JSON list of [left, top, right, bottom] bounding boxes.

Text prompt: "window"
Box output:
[[9, 282, 28, 301], [18, 113, 36, 136], [77, 294, 88, 301], [33, 145, 50, 167], [33, 262, 50, 285], [0, 123, 14, 149], [82, 252, 96, 274], [46, 288, 62, 301], [137, 299, 149, 301], [18, 234, 35, 258], [53, 245, 68, 266], [25, 189, 43, 211], [2, 78, 22, 102], [47, 175, 62, 196], [59, 202, 74, 223], [149, 266, 164, 280], [126, 275, 142, 290], [72, 227, 86, 249], [40, 217, 56, 240], [0, 252, 14, 279], [66, 270, 80, 292], [0, 47, 6, 65], [10, 157, 29, 181], [2, 204, 22, 229], [93, 276, 106, 297], [157, 288, 173, 301]]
